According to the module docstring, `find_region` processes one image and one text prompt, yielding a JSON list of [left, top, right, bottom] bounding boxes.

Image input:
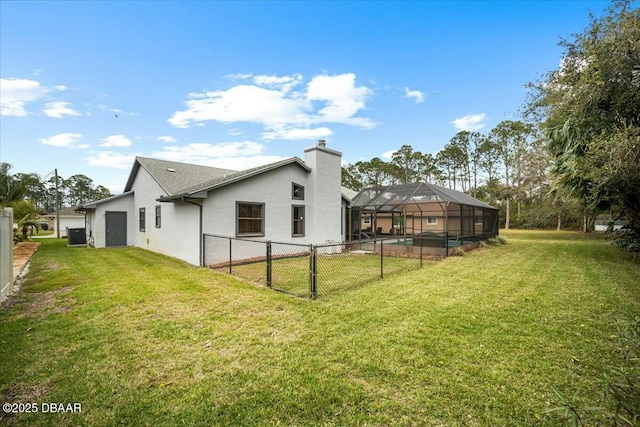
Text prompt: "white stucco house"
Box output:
[[44, 207, 86, 237], [83, 141, 347, 266]]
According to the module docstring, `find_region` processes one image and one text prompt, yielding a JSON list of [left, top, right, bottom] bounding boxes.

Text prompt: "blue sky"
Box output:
[[1, 0, 609, 193]]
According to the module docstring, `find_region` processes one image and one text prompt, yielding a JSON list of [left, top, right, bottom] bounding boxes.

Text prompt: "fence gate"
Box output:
[[268, 241, 311, 298]]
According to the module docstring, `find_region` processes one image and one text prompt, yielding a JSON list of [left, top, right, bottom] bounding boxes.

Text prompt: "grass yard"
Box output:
[[0, 230, 638, 426]]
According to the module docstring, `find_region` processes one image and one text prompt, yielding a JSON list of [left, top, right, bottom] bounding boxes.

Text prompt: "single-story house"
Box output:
[[83, 141, 347, 266], [44, 207, 86, 237]]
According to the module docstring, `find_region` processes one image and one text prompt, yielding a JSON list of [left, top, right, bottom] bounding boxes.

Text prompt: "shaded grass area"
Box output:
[[0, 230, 638, 426]]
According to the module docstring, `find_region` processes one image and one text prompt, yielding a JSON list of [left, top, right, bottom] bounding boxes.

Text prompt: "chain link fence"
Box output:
[[204, 234, 431, 299]]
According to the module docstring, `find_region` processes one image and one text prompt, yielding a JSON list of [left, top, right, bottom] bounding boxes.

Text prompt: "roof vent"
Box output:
[[167, 168, 175, 172], [317, 139, 327, 148]]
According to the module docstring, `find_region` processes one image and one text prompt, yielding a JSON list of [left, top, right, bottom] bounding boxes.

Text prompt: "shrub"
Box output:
[[486, 237, 500, 246], [452, 247, 465, 256], [496, 236, 507, 244]]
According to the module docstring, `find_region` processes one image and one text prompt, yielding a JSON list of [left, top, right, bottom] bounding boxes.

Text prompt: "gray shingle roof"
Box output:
[[125, 157, 237, 196], [82, 191, 134, 209], [44, 207, 85, 216], [161, 157, 311, 200]]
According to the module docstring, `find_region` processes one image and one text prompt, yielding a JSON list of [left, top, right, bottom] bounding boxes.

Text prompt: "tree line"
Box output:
[[1, 162, 112, 220], [342, 121, 583, 230]]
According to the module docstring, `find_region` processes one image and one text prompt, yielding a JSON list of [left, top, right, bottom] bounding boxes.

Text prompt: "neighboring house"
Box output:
[[83, 141, 345, 266], [594, 214, 628, 232], [44, 207, 86, 237]]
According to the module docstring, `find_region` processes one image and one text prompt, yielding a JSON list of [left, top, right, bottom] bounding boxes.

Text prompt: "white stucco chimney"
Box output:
[[304, 141, 342, 242]]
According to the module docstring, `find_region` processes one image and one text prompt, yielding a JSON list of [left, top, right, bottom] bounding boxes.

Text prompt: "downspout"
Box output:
[[183, 198, 204, 267]]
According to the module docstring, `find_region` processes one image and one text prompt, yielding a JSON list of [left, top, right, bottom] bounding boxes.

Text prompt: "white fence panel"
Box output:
[[0, 208, 14, 301]]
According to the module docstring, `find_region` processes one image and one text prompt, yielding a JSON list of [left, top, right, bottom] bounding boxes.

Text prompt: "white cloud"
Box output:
[[168, 72, 376, 137], [43, 101, 81, 118], [0, 78, 47, 116], [86, 151, 137, 169], [157, 135, 177, 144], [404, 87, 425, 103], [253, 73, 303, 92], [101, 134, 132, 147], [381, 150, 396, 160], [54, 85, 68, 91], [168, 84, 310, 128], [39, 133, 85, 147], [452, 113, 486, 131], [306, 73, 375, 128], [262, 126, 332, 141], [225, 73, 253, 80], [152, 141, 285, 170]]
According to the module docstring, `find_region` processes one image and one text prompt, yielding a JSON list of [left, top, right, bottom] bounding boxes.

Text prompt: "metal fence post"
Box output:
[[309, 245, 317, 299], [419, 238, 423, 268], [229, 238, 233, 274], [445, 232, 449, 257], [266, 241, 272, 288], [380, 240, 384, 279]]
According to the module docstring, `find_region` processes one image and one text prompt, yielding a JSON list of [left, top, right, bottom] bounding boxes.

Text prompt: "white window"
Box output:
[[427, 217, 438, 225]]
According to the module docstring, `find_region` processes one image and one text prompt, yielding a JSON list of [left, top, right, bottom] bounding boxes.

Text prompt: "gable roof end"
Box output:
[[124, 157, 236, 196], [159, 157, 311, 202]]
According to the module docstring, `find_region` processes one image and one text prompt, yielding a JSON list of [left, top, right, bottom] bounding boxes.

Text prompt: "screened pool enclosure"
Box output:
[[348, 183, 499, 256]]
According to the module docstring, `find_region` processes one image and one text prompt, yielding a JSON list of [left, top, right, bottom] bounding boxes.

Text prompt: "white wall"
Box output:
[[129, 168, 200, 265], [202, 164, 311, 239], [202, 144, 343, 265], [304, 144, 343, 244], [57, 216, 86, 237], [87, 194, 135, 248]]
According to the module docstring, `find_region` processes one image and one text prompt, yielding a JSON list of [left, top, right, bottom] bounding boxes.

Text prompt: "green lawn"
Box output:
[[1, 230, 638, 426]]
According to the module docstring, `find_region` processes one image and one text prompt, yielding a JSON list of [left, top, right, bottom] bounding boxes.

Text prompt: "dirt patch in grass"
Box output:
[[12, 242, 41, 278], [0, 383, 50, 424], [19, 286, 75, 318]]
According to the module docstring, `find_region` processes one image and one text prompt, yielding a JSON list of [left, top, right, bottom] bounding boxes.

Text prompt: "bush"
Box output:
[[496, 236, 507, 244], [452, 247, 465, 256]]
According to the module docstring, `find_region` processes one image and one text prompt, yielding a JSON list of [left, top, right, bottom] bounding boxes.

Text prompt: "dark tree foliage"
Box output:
[[527, 0, 640, 248]]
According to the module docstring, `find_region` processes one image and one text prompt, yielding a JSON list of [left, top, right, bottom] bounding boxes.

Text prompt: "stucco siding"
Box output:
[[202, 165, 312, 240], [87, 194, 134, 247], [57, 216, 86, 237], [129, 167, 200, 265]]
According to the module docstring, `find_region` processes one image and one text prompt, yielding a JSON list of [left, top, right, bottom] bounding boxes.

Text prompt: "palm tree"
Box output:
[[17, 213, 40, 239]]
